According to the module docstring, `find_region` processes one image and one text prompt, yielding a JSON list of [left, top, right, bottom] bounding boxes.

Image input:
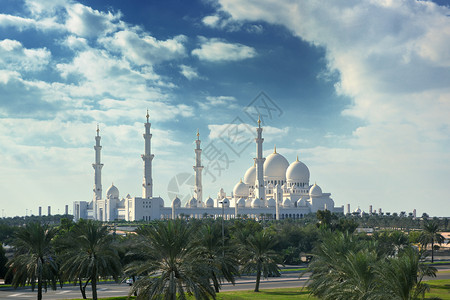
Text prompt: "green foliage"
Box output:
[[125, 219, 216, 300], [0, 245, 7, 279], [307, 231, 437, 300], [6, 222, 59, 300], [58, 220, 122, 300], [196, 222, 240, 293], [239, 230, 281, 292], [420, 220, 445, 263]]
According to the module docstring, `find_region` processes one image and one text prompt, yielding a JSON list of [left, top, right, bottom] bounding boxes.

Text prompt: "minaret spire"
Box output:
[[254, 116, 266, 201], [92, 124, 103, 220], [142, 110, 154, 198], [193, 129, 204, 205]]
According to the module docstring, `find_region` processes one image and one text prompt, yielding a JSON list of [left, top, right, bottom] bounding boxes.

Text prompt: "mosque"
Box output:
[[73, 112, 344, 222]]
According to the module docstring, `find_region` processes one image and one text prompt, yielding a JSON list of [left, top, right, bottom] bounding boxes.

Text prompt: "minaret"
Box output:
[[193, 130, 204, 206], [142, 110, 154, 198], [254, 116, 266, 201], [92, 125, 103, 220]]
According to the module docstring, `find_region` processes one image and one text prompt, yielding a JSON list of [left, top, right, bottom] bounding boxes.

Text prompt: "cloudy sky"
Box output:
[[1, 0, 449, 217]]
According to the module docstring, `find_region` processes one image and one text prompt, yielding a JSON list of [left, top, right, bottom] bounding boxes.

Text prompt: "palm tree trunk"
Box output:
[[92, 276, 97, 300], [212, 272, 220, 292], [431, 239, 434, 263], [79, 277, 87, 299], [37, 277, 42, 300], [254, 264, 261, 292]]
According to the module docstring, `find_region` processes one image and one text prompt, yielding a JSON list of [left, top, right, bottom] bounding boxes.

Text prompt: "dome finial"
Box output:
[[197, 128, 200, 140], [296, 155, 299, 162], [146, 109, 149, 122], [96, 124, 100, 136], [257, 115, 261, 127], [274, 144, 277, 154], [240, 178, 243, 183]]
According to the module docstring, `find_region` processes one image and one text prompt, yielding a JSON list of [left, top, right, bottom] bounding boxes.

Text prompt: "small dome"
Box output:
[[219, 198, 230, 208], [282, 198, 291, 208], [309, 183, 322, 197], [233, 179, 249, 197], [172, 197, 181, 208], [267, 198, 276, 207], [206, 197, 214, 208], [243, 164, 256, 185], [252, 198, 261, 208], [286, 157, 310, 183], [189, 196, 197, 208], [264, 149, 289, 180], [237, 198, 246, 208], [297, 198, 307, 207], [106, 184, 119, 199]]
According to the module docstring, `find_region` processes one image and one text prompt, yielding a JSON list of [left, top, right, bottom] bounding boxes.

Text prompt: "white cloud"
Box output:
[[179, 64, 200, 80], [192, 37, 256, 62], [198, 96, 237, 110], [65, 3, 121, 38], [0, 39, 51, 72], [202, 15, 221, 27], [100, 30, 187, 65]]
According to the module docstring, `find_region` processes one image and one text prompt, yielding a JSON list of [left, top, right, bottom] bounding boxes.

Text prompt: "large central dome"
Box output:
[[264, 149, 289, 181]]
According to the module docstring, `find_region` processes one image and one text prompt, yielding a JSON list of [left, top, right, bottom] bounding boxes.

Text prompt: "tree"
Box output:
[[125, 219, 215, 299], [196, 223, 239, 292], [240, 230, 280, 292], [307, 231, 380, 300], [59, 220, 121, 300], [419, 220, 444, 263], [375, 247, 437, 300], [7, 222, 59, 300]]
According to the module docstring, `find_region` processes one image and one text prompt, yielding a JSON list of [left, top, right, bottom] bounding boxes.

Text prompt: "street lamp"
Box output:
[[218, 200, 225, 257]]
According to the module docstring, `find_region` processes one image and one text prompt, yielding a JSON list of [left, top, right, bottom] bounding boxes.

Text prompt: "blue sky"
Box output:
[[0, 0, 449, 217]]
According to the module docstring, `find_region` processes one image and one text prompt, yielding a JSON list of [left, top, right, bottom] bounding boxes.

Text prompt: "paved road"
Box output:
[[1, 267, 449, 300]]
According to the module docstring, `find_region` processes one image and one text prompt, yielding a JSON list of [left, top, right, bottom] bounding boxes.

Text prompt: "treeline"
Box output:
[[0, 212, 449, 300]]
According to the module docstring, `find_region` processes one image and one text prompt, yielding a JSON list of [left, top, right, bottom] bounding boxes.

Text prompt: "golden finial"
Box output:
[[274, 144, 277, 154], [146, 109, 149, 121], [96, 124, 99, 135], [257, 115, 261, 127], [240, 178, 243, 183], [197, 129, 200, 140], [296, 155, 299, 162]]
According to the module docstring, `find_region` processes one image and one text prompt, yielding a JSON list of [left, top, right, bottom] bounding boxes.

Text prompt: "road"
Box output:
[[1, 267, 449, 300]]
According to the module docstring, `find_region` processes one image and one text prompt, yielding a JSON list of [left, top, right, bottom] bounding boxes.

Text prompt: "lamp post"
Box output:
[[219, 200, 225, 257]]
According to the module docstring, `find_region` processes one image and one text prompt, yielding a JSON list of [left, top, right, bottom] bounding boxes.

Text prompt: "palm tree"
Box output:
[[59, 220, 121, 300], [7, 222, 59, 300], [125, 219, 215, 299], [419, 220, 444, 263], [307, 231, 380, 300], [240, 230, 280, 292], [196, 223, 239, 292], [375, 247, 437, 300]]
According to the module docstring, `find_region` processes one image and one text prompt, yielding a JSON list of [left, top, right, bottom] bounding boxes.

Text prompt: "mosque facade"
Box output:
[[73, 113, 343, 222]]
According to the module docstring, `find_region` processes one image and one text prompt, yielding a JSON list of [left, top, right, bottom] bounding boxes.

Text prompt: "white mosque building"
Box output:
[[73, 113, 343, 222]]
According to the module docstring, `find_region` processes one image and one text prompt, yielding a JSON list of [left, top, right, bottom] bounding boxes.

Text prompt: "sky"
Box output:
[[0, 0, 449, 218]]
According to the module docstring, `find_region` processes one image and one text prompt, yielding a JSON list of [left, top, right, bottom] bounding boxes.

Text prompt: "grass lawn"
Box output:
[[67, 281, 450, 300], [426, 279, 450, 299]]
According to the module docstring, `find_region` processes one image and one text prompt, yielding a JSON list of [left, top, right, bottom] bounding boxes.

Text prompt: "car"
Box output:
[[125, 278, 134, 286]]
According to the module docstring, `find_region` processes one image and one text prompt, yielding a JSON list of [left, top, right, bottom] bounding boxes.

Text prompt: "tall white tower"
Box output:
[[254, 116, 266, 201], [92, 125, 103, 219], [142, 110, 154, 198], [193, 130, 204, 205]]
